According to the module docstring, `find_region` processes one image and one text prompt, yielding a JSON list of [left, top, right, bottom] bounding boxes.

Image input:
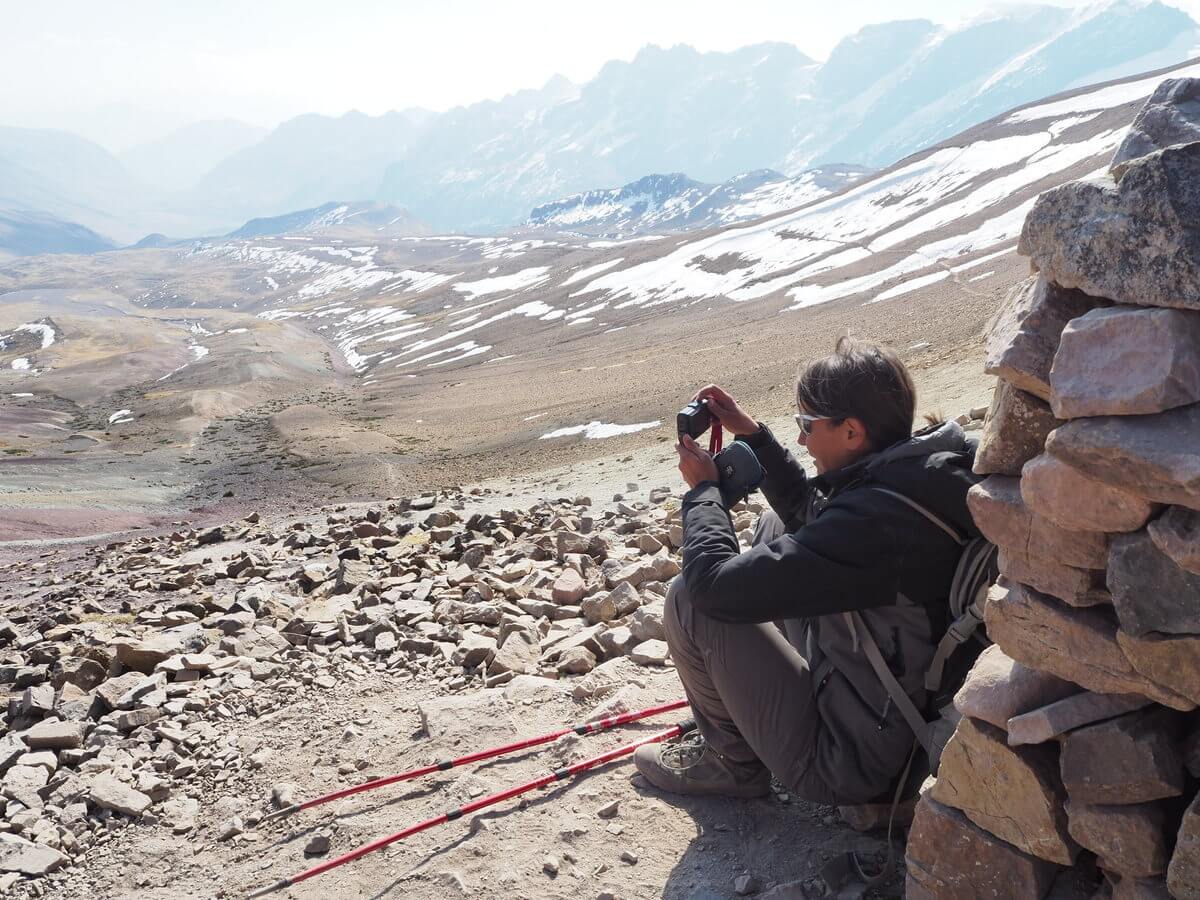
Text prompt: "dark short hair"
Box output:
[[796, 338, 916, 451]]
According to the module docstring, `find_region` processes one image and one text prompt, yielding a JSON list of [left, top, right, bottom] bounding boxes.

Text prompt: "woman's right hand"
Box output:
[[693, 384, 759, 437]]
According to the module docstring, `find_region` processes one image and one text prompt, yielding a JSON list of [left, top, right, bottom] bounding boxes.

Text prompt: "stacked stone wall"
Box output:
[[905, 79, 1200, 899]]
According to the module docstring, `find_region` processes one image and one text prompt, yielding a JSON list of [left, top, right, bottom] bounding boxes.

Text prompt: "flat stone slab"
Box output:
[[1047, 388, 1200, 513], [1022, 453, 1156, 533], [1108, 530, 1200, 636], [984, 580, 1194, 711], [88, 773, 152, 816], [953, 643, 1080, 732], [1066, 799, 1169, 878], [1019, 142, 1200, 311], [1049, 305, 1200, 418], [0, 834, 66, 876], [23, 719, 85, 750], [1117, 630, 1200, 707], [974, 379, 1061, 477], [931, 717, 1078, 864], [998, 545, 1108, 608], [967, 476, 1109, 569], [905, 795, 1058, 899], [1060, 709, 1185, 805], [1007, 690, 1153, 746], [984, 275, 1103, 401]]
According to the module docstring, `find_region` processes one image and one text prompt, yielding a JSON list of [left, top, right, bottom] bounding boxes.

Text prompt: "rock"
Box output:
[[1049, 306, 1200, 418], [335, 558, 376, 594], [490, 629, 541, 676], [542, 855, 559, 876], [904, 795, 1058, 899], [2, 765, 48, 808], [581, 593, 618, 625], [608, 581, 641, 616], [1007, 691, 1153, 747], [931, 717, 1077, 864], [219, 816, 245, 841], [271, 783, 298, 808], [114, 635, 183, 673], [116, 707, 162, 731], [23, 720, 85, 750], [418, 690, 515, 744], [984, 580, 1194, 710], [1147, 506, 1200, 574], [984, 275, 1104, 401], [967, 477, 1109, 570], [1018, 143, 1200, 311], [1108, 530, 1200, 636], [1046, 404, 1200, 512], [629, 599, 666, 642], [556, 646, 596, 675], [452, 632, 497, 668], [1110, 875, 1173, 900], [551, 569, 587, 604], [733, 874, 762, 895], [305, 832, 331, 856], [597, 800, 619, 819], [1110, 77, 1200, 169], [629, 640, 669, 667], [997, 546, 1107, 608], [88, 773, 152, 816], [953, 644, 1080, 732], [1059, 709, 1185, 804], [1168, 791, 1200, 899], [1021, 454, 1155, 533], [93, 672, 145, 711], [974, 380, 1062, 476], [0, 834, 67, 876], [1066, 800, 1169, 878], [1116, 631, 1200, 708]]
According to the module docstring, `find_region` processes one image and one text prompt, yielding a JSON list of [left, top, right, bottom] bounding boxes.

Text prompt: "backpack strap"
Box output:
[[924, 601, 986, 692], [870, 486, 967, 546], [843, 610, 933, 757]]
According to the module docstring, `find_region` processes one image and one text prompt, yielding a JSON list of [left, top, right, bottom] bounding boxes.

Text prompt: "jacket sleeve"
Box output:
[[680, 484, 907, 624], [742, 423, 811, 529]]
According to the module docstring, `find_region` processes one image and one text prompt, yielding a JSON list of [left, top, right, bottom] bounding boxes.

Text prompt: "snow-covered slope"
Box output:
[[525, 167, 870, 237], [226, 201, 428, 240], [115, 59, 1199, 390]]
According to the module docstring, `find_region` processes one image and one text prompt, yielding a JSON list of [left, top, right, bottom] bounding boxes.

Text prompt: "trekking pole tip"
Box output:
[[245, 878, 291, 899], [257, 804, 301, 825]]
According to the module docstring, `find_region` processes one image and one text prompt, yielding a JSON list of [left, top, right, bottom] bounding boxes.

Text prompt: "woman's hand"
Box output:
[[677, 434, 719, 489], [693, 384, 759, 437]]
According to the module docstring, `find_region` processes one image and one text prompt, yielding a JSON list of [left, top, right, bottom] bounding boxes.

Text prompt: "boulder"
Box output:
[[489, 629, 540, 676], [953, 643, 1080, 732], [1108, 529, 1200, 636], [23, 719, 85, 750], [550, 569, 587, 605], [1110, 77, 1200, 169], [997, 546, 1108, 608], [983, 580, 1194, 711], [2, 765, 48, 808], [974, 379, 1062, 476], [1059, 709, 1185, 805], [1021, 454, 1155, 533], [984, 275, 1104, 401], [1065, 800, 1169, 878], [931, 717, 1077, 864], [1111, 875, 1174, 900], [1049, 306, 1200, 418], [629, 640, 670, 667], [967, 476, 1109, 569], [1007, 691, 1152, 747], [1168, 791, 1200, 899], [904, 795, 1058, 899], [580, 593, 618, 625], [1046, 404, 1200, 512], [1018, 143, 1200, 311], [1116, 631, 1200, 707], [92, 672, 146, 711], [1147, 506, 1200, 574], [114, 635, 184, 673], [555, 646, 597, 675]]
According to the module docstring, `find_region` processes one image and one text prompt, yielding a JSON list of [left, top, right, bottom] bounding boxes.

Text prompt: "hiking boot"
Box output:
[[633, 730, 771, 798]]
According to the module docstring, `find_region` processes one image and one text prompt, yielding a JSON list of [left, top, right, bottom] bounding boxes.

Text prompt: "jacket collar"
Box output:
[[810, 421, 968, 495]]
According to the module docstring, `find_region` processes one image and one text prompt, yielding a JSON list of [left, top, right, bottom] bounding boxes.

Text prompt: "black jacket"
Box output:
[[679, 420, 983, 804]]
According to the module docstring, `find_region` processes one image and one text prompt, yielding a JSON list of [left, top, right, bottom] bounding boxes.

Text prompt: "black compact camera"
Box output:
[[675, 399, 764, 503]]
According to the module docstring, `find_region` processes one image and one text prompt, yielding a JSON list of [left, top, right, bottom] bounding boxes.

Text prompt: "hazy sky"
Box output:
[[4, 0, 1198, 149]]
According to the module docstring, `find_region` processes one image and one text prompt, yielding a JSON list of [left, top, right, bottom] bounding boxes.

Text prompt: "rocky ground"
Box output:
[[0, 428, 1034, 899]]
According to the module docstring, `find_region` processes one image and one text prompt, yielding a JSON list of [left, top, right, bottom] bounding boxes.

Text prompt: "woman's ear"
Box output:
[[843, 416, 871, 451]]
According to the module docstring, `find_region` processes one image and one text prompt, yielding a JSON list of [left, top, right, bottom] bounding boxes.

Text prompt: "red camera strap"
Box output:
[[708, 421, 723, 455]]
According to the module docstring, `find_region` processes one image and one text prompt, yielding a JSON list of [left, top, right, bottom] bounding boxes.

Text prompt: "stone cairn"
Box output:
[[905, 79, 1200, 898]]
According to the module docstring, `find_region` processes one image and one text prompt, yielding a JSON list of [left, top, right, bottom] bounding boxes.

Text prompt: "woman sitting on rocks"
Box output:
[[635, 338, 983, 805]]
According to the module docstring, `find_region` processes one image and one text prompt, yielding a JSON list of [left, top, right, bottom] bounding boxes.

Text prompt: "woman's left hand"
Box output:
[[676, 434, 719, 489]]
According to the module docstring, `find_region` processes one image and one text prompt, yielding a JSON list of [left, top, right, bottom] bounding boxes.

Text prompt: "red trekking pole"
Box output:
[[258, 698, 689, 824], [246, 717, 693, 898]]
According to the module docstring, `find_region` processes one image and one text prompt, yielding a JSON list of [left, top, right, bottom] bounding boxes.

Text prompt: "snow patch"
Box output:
[[539, 420, 662, 440]]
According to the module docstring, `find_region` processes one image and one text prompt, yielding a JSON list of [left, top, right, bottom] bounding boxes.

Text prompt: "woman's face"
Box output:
[[796, 403, 871, 475]]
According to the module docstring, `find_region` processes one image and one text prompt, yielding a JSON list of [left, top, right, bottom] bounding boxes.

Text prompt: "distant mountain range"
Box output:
[[526, 167, 871, 237], [225, 201, 427, 240], [0, 0, 1197, 251]]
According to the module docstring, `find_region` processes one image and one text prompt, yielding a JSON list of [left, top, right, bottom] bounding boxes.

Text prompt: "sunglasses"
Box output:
[[794, 413, 840, 435]]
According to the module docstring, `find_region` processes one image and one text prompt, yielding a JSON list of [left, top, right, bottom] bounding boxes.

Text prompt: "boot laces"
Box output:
[[660, 729, 709, 772]]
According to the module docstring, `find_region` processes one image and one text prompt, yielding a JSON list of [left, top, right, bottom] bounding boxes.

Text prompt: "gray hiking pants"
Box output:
[[665, 510, 838, 804]]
